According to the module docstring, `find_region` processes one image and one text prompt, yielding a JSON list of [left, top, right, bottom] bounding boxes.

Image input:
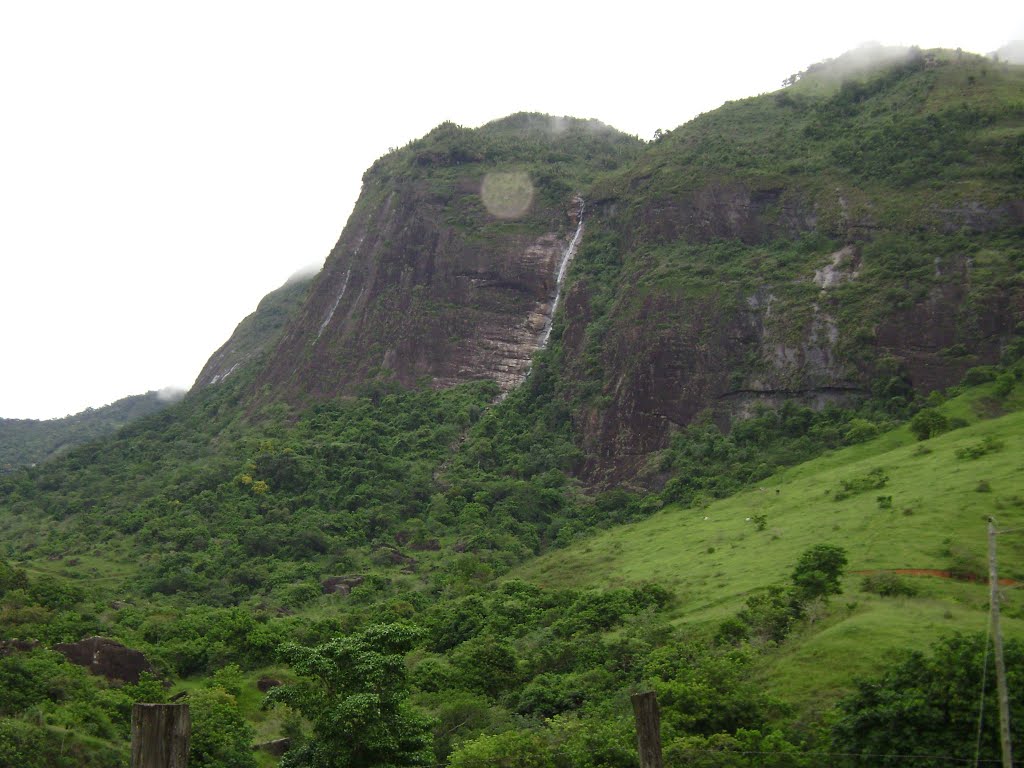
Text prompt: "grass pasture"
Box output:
[[517, 390, 1024, 709]]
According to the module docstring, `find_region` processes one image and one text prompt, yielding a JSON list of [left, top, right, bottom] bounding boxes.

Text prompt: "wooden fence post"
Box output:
[[631, 691, 664, 768], [130, 703, 190, 768]]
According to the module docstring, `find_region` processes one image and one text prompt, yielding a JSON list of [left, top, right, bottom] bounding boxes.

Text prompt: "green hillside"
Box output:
[[519, 383, 1024, 711]]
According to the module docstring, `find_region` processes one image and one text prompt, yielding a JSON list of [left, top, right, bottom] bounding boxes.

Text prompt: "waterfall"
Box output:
[[538, 198, 584, 349], [316, 268, 352, 339]]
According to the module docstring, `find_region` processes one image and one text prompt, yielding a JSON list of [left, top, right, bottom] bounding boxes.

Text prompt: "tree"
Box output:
[[909, 408, 949, 441], [265, 623, 433, 768], [188, 686, 256, 768], [790, 544, 848, 604], [831, 633, 1024, 767]]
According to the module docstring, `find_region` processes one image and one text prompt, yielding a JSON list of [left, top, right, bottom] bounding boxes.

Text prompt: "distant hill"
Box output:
[[0, 391, 178, 472]]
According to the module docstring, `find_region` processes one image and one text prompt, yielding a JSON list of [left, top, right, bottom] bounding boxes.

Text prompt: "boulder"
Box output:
[[53, 636, 155, 684], [0, 639, 39, 657], [257, 676, 282, 692], [321, 575, 364, 595], [371, 547, 416, 567]]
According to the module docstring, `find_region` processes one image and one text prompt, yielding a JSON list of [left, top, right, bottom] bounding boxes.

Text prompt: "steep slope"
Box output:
[[558, 48, 1024, 483], [193, 271, 314, 389], [252, 115, 641, 406]]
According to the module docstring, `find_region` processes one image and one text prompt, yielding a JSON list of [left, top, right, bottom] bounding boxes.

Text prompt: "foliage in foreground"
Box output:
[[831, 633, 1024, 767], [266, 623, 433, 768]]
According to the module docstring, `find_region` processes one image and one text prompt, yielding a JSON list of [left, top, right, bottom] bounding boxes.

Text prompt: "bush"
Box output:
[[909, 409, 948, 441], [834, 468, 889, 500], [955, 436, 1004, 460], [844, 419, 879, 444], [994, 373, 1015, 398], [963, 365, 998, 385], [860, 572, 918, 597]]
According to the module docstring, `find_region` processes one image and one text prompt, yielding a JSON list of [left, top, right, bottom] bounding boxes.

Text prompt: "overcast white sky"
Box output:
[[1, 1, 1021, 419]]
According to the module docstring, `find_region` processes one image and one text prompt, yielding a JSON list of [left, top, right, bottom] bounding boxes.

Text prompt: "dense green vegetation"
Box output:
[[0, 392, 175, 473], [2, 356, 1022, 765]]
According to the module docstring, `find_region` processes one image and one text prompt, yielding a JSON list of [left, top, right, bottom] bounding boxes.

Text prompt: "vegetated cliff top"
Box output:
[[364, 111, 642, 184], [594, 46, 1023, 206]]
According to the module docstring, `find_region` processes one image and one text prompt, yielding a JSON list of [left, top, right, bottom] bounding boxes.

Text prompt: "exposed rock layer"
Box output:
[[254, 180, 584, 403]]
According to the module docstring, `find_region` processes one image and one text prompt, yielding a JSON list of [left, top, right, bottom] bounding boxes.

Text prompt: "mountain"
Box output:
[[249, 114, 642, 405], [205, 47, 1023, 487], [1, 46, 1023, 768]]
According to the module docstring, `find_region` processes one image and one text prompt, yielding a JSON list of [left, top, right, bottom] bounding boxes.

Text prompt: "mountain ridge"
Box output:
[[192, 49, 1023, 488]]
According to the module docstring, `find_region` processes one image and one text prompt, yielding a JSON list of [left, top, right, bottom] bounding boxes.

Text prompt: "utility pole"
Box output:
[[988, 517, 1013, 768]]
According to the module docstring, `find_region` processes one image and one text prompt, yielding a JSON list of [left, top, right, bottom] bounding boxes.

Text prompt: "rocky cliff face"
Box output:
[[250, 116, 636, 406], [555, 50, 1024, 484], [254, 185, 583, 403], [198, 56, 1023, 487]]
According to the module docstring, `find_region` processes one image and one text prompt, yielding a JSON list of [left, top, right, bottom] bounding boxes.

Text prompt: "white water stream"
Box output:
[[316, 267, 352, 339], [538, 198, 584, 349]]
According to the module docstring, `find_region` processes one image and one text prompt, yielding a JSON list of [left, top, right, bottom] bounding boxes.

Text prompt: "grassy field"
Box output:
[[516, 384, 1024, 711]]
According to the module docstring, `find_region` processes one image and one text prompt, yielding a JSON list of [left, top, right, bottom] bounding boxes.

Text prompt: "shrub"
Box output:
[[844, 418, 879, 444], [835, 468, 889, 500], [909, 409, 949, 441], [861, 572, 918, 597], [955, 436, 1005, 460], [963, 365, 998, 385], [994, 373, 1015, 398]]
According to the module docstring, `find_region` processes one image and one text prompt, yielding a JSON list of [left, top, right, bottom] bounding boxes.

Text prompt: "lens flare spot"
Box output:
[[481, 172, 534, 219]]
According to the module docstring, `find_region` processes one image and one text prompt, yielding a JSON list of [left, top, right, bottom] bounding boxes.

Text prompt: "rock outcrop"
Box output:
[[321, 575, 365, 595], [53, 636, 155, 684], [253, 183, 585, 404]]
